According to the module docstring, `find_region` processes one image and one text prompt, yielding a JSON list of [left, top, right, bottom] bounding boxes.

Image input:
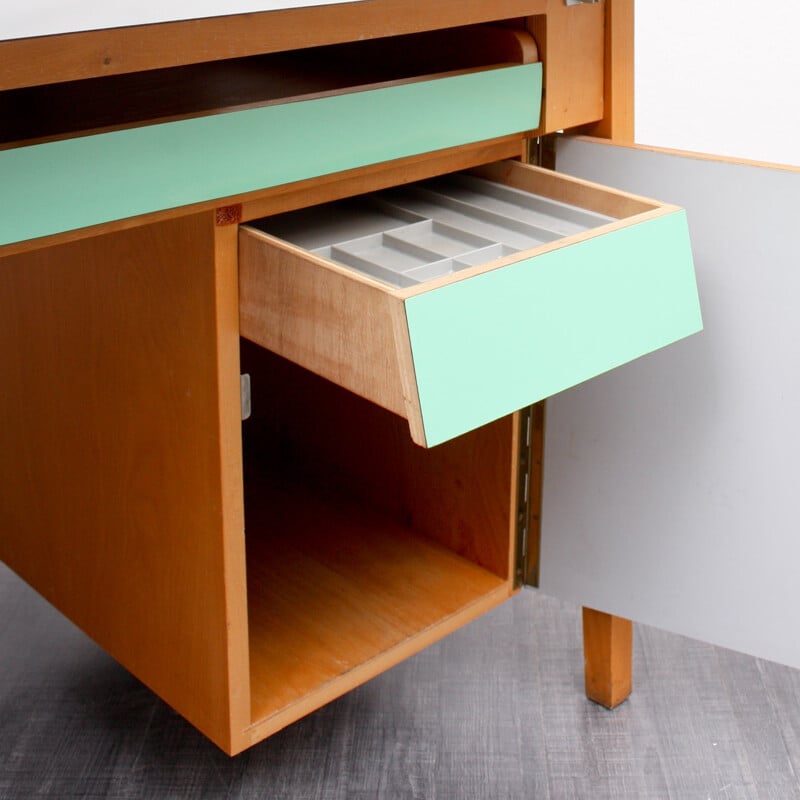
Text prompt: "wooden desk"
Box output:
[[0, 0, 698, 755]]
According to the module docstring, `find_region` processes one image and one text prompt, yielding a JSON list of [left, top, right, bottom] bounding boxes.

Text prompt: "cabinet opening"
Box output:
[[239, 341, 515, 733], [0, 23, 537, 147]]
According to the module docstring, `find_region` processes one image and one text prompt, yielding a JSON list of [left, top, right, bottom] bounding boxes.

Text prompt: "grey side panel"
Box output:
[[541, 138, 800, 668]]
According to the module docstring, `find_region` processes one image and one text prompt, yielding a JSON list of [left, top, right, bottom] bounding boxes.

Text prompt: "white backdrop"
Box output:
[[635, 2, 800, 166]]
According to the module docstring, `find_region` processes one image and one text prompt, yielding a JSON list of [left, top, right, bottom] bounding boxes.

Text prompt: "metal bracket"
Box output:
[[514, 403, 544, 589], [241, 373, 251, 421], [514, 406, 534, 588], [565, 0, 600, 5]]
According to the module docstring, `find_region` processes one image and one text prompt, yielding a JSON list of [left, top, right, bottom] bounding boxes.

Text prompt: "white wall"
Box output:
[[635, 2, 800, 167]]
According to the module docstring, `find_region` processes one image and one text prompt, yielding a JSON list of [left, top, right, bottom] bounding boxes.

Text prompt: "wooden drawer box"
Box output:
[[240, 160, 703, 446]]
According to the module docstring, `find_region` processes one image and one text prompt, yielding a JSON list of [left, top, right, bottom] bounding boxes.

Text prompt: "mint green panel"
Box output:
[[405, 210, 702, 447], [0, 64, 541, 247]]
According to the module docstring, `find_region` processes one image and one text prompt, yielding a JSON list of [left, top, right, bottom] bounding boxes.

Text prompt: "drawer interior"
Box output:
[[239, 342, 516, 736], [240, 159, 700, 450], [247, 172, 615, 288]]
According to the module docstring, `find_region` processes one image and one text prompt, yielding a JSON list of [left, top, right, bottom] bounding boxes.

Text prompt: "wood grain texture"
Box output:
[[528, 0, 605, 133], [235, 344, 517, 747], [583, 608, 633, 708], [581, 0, 635, 142], [0, 0, 551, 91], [238, 230, 411, 423], [0, 213, 249, 754], [243, 475, 510, 745], [4, 564, 800, 798], [0, 27, 538, 147], [239, 343, 515, 581]]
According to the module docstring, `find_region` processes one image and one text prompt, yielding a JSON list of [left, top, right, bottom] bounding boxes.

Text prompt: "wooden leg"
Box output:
[[582, 608, 633, 708]]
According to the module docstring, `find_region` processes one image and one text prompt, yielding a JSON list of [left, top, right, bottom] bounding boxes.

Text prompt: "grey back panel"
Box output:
[[541, 138, 800, 667]]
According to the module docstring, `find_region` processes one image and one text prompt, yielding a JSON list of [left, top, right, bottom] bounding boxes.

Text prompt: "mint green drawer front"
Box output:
[[405, 210, 702, 447], [0, 64, 541, 247]]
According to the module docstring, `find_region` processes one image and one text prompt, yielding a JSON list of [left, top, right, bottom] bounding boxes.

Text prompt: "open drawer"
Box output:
[[239, 159, 703, 447]]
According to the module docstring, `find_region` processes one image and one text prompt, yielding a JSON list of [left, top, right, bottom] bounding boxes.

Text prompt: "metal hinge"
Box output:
[[514, 404, 544, 588], [565, 0, 600, 5]]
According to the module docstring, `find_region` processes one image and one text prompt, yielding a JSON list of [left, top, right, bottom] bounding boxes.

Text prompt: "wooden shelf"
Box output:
[[244, 471, 509, 739], [236, 343, 516, 744]]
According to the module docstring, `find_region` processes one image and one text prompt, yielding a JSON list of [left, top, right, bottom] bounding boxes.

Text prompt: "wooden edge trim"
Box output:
[[388, 298, 427, 447], [211, 222, 252, 752]]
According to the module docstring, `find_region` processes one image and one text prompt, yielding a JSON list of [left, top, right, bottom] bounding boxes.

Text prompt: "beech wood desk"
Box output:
[[0, 0, 701, 754]]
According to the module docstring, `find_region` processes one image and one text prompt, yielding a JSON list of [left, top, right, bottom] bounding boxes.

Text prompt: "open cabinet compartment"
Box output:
[[238, 342, 518, 747]]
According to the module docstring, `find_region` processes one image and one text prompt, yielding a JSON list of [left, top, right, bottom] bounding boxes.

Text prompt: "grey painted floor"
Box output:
[[2, 561, 799, 800]]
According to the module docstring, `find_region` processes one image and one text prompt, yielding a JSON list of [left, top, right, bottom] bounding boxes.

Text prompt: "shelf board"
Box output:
[[244, 474, 510, 741]]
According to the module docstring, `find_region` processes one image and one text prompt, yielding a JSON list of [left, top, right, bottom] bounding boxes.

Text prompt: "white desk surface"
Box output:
[[1, 1, 364, 41]]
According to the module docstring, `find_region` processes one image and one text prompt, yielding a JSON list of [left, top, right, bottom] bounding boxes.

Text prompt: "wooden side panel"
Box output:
[[238, 231, 412, 425], [529, 0, 605, 134], [0, 214, 249, 754], [581, 0, 635, 141]]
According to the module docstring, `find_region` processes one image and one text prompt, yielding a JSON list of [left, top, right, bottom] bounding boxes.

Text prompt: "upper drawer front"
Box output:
[[0, 64, 540, 248], [240, 160, 703, 447]]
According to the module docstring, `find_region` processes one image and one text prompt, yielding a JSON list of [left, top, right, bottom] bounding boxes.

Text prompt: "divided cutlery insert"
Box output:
[[249, 173, 615, 287]]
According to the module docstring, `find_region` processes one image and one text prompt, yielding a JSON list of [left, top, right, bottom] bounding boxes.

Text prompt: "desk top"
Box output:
[[0, 1, 364, 41]]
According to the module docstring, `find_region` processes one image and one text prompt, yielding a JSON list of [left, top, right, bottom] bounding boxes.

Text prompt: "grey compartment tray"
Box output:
[[248, 173, 615, 288]]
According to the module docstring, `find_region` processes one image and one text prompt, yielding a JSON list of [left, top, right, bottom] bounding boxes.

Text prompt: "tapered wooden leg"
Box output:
[[582, 608, 633, 708]]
